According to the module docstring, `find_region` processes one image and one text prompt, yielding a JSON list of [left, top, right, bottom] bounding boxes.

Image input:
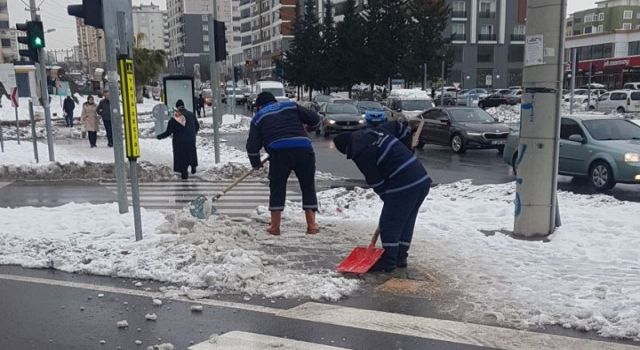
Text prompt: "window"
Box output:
[[512, 24, 526, 41], [560, 119, 584, 140], [584, 26, 592, 34], [599, 13, 605, 21], [452, 23, 465, 40], [629, 41, 640, 55], [623, 23, 632, 30], [479, 24, 495, 41], [477, 46, 494, 63], [584, 14, 592, 23], [508, 46, 524, 62], [452, 1, 466, 17], [598, 25, 604, 33], [610, 92, 628, 101], [479, 0, 496, 18], [624, 10, 633, 19], [1, 39, 10, 48]]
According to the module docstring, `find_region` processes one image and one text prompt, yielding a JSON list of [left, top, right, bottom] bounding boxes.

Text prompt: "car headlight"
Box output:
[[625, 153, 640, 163], [359, 119, 366, 124], [362, 114, 366, 118], [327, 119, 336, 125], [467, 132, 483, 136]]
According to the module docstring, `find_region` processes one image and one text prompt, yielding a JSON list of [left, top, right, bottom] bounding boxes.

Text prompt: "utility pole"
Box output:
[[28, 0, 55, 161], [208, 0, 221, 163], [570, 48, 576, 114], [423, 63, 427, 91], [440, 61, 445, 106], [514, 0, 566, 237]]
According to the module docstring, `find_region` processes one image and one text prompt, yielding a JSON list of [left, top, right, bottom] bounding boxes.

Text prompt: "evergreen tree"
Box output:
[[320, 0, 339, 92], [284, 0, 322, 99], [335, 0, 365, 96]]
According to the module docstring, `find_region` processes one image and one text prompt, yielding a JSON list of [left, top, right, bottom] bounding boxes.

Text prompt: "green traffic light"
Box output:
[[33, 36, 43, 48]]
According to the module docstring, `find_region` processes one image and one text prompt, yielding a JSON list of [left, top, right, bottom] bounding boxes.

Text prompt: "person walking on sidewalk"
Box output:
[[198, 93, 205, 117], [63, 95, 75, 127], [156, 99, 200, 180], [246, 92, 321, 236], [80, 95, 99, 148], [97, 90, 113, 147], [333, 122, 432, 272]]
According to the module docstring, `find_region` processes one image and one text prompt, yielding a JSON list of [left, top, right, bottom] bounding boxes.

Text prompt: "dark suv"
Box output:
[[415, 107, 511, 153]]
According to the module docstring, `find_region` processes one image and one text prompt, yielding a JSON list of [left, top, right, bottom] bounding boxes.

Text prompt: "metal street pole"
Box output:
[[28, 0, 54, 161], [587, 62, 592, 110], [0, 112, 3, 152], [208, 0, 221, 163], [514, 0, 566, 238], [440, 61, 445, 106], [14, 106, 20, 144], [570, 48, 576, 114], [29, 100, 39, 163], [423, 63, 427, 91]]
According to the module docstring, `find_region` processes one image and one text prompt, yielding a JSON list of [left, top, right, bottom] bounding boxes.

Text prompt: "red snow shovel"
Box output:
[[337, 227, 384, 274]]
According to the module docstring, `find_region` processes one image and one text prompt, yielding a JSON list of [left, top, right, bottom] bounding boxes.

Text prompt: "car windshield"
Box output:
[[400, 100, 433, 111], [326, 104, 359, 114], [357, 101, 384, 110], [449, 108, 496, 123], [315, 95, 333, 103], [583, 119, 640, 140], [262, 88, 284, 97]]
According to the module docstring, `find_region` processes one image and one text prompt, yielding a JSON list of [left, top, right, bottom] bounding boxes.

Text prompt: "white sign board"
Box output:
[[525, 35, 544, 66]]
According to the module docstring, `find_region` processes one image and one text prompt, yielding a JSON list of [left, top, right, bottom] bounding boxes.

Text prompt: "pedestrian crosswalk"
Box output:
[[101, 180, 302, 216], [189, 331, 349, 350]]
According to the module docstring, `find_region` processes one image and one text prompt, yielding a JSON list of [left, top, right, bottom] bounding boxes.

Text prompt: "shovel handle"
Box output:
[[368, 227, 380, 248], [213, 157, 269, 201]]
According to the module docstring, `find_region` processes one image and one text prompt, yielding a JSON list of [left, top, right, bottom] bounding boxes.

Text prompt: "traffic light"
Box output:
[[233, 67, 241, 82], [67, 0, 104, 28], [16, 21, 45, 63], [214, 20, 227, 62]]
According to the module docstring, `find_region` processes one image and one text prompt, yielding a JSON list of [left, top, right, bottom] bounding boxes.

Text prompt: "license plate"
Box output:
[[492, 140, 506, 145]]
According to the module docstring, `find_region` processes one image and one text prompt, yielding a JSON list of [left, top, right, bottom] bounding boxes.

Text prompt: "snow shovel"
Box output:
[[336, 227, 384, 274], [189, 157, 270, 219]]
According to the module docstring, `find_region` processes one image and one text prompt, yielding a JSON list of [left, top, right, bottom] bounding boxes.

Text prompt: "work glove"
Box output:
[[249, 154, 262, 169]]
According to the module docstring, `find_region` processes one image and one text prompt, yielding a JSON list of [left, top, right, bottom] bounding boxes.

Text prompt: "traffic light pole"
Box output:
[[28, 0, 55, 161], [208, 0, 221, 164]]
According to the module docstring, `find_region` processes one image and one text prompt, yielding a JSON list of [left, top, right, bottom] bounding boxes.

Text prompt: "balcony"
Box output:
[[511, 34, 525, 41], [479, 10, 496, 19], [478, 33, 497, 41], [451, 10, 467, 18], [451, 33, 466, 41]]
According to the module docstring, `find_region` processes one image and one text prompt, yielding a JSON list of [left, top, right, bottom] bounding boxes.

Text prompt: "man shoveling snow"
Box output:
[[333, 122, 431, 272]]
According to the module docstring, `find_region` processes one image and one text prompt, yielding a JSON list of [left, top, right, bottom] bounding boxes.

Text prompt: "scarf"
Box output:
[[174, 114, 186, 127]]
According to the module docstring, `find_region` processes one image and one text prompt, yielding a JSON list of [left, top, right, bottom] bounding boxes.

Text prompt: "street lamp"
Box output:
[[46, 28, 56, 34]]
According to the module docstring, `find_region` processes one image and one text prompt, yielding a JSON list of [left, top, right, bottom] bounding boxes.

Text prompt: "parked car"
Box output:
[[414, 107, 511, 153], [387, 97, 435, 121], [355, 100, 387, 126], [505, 89, 522, 104], [434, 86, 460, 98], [317, 103, 367, 137], [623, 82, 640, 90], [333, 99, 355, 104], [503, 115, 640, 191], [593, 90, 640, 113], [508, 86, 522, 90], [298, 101, 321, 113], [456, 88, 490, 106], [313, 95, 334, 104], [478, 94, 511, 109], [564, 89, 606, 104], [434, 92, 457, 106], [225, 87, 247, 104]]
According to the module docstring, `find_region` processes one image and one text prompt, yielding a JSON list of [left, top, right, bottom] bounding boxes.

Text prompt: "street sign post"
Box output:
[[11, 87, 20, 145], [29, 100, 38, 163], [118, 57, 142, 241]]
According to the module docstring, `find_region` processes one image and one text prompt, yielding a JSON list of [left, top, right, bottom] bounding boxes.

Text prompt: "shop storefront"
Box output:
[[567, 56, 640, 89]]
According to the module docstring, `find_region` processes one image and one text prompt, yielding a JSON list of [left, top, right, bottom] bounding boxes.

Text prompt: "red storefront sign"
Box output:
[[576, 56, 640, 72]]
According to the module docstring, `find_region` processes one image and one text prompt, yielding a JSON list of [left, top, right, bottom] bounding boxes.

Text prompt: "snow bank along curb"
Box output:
[[0, 203, 359, 301]]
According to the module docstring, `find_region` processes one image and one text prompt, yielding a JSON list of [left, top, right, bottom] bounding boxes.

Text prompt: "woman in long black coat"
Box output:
[[157, 100, 200, 179]]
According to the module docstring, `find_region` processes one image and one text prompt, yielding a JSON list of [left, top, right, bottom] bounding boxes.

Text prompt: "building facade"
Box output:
[[565, 1, 640, 88], [0, 0, 17, 63], [132, 3, 169, 53], [75, 18, 106, 70], [444, 0, 527, 89]]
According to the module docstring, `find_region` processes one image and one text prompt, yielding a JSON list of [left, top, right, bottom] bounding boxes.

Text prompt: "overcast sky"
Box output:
[[7, 0, 597, 50]]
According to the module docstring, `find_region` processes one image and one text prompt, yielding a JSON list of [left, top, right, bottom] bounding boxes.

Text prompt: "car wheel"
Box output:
[[590, 161, 616, 191], [478, 102, 484, 109], [511, 152, 518, 176], [588, 105, 596, 111], [497, 145, 505, 155], [617, 107, 626, 114], [450, 134, 466, 154]]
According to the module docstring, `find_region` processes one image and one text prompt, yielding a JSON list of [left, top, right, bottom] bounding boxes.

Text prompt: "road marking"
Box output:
[[0, 273, 280, 315], [0, 182, 11, 189], [276, 303, 639, 350], [189, 331, 350, 350]]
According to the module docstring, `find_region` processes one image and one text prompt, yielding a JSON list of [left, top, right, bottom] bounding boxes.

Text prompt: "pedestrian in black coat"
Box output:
[[63, 96, 75, 127], [156, 99, 200, 180], [97, 90, 113, 147]]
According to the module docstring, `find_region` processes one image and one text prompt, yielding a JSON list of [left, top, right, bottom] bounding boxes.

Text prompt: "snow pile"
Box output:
[[485, 104, 521, 125], [305, 181, 640, 340], [0, 203, 358, 301], [388, 88, 432, 100], [0, 136, 250, 181], [200, 114, 252, 134]]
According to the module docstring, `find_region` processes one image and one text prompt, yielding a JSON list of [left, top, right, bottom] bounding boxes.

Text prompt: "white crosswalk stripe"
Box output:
[[101, 180, 302, 215], [189, 331, 350, 350]]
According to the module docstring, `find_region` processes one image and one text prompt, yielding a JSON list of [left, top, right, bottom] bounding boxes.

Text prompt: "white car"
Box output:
[[456, 88, 490, 105], [623, 82, 640, 90], [434, 86, 460, 98], [564, 89, 606, 104], [594, 90, 640, 113]]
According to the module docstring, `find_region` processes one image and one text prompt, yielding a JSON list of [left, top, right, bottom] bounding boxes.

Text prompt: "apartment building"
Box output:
[[132, 3, 170, 53], [444, 0, 527, 89], [0, 0, 17, 63], [565, 0, 640, 88], [75, 18, 106, 70]]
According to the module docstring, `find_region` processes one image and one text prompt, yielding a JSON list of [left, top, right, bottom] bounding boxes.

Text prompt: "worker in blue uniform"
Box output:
[[246, 92, 322, 236], [333, 122, 432, 272]]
